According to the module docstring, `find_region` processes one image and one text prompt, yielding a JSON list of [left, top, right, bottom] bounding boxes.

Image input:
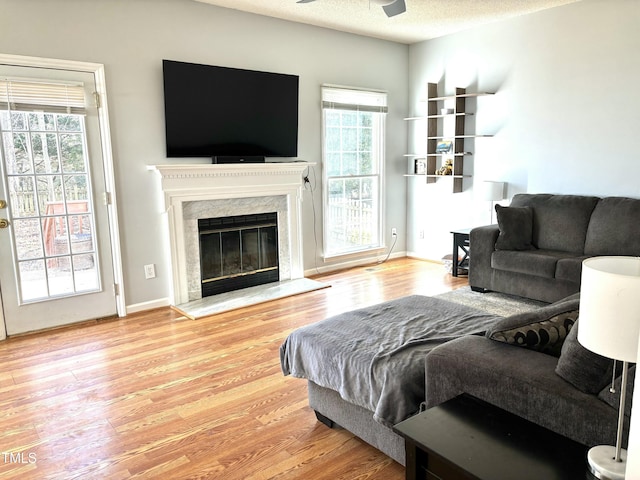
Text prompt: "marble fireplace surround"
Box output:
[[151, 162, 311, 306]]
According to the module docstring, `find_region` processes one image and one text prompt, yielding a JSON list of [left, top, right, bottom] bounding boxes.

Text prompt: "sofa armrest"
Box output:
[[469, 225, 500, 290], [425, 335, 619, 447]]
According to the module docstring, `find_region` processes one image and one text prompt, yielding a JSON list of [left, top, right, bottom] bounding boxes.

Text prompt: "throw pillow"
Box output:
[[555, 320, 615, 394], [486, 297, 579, 356], [494, 205, 535, 251]]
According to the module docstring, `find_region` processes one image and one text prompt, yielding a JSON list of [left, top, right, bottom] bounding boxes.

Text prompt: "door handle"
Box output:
[[0, 218, 9, 228], [0, 199, 6, 209]]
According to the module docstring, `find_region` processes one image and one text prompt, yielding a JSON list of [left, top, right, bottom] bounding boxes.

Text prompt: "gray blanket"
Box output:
[[280, 295, 500, 427]]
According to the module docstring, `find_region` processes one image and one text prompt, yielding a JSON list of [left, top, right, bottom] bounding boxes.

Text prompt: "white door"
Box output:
[[0, 65, 117, 335]]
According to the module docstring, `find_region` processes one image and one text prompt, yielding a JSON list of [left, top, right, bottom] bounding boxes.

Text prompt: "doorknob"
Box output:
[[0, 218, 9, 228], [0, 199, 6, 209]]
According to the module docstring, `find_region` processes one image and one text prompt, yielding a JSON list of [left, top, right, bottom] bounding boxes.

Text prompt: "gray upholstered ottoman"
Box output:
[[280, 295, 499, 463]]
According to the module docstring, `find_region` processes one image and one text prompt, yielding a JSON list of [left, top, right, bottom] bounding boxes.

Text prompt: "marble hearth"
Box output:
[[151, 162, 311, 306]]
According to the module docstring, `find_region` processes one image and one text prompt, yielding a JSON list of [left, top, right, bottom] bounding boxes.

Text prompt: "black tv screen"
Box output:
[[162, 60, 299, 158]]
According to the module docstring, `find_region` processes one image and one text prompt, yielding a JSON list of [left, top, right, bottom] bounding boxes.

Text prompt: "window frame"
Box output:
[[321, 85, 387, 259]]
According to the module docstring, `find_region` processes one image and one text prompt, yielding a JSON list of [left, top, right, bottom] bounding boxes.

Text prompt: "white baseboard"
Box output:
[[126, 251, 414, 313], [126, 297, 170, 315], [304, 251, 407, 276]]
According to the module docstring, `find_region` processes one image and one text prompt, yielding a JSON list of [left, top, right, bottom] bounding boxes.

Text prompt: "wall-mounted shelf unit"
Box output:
[[405, 83, 494, 193]]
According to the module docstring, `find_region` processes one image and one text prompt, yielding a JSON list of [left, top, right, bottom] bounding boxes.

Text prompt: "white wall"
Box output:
[[407, 0, 640, 262], [0, 0, 408, 310], [7, 0, 636, 309]]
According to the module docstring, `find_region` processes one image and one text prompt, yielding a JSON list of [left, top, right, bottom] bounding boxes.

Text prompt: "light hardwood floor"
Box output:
[[0, 258, 467, 479]]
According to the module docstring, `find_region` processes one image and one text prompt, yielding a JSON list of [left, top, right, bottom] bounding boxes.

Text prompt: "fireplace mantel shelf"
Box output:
[[150, 162, 314, 180], [150, 161, 312, 306]]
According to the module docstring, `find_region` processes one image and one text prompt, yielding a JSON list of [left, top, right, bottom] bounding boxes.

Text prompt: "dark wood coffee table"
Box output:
[[393, 395, 591, 480]]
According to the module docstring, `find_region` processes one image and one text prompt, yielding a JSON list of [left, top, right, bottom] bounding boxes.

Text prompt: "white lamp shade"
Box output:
[[578, 256, 640, 362], [481, 181, 504, 201]]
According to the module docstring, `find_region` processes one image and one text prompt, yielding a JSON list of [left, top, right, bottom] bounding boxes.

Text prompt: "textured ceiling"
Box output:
[[193, 0, 582, 44]]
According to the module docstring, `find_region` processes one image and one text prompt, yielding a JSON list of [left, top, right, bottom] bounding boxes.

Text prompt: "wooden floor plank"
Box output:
[[0, 258, 466, 479]]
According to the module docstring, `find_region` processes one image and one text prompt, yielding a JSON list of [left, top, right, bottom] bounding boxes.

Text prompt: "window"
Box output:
[[0, 78, 100, 301], [322, 86, 386, 258]]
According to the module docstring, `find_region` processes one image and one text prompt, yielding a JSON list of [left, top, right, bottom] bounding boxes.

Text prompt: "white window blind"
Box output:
[[322, 86, 388, 113], [0, 78, 86, 114]]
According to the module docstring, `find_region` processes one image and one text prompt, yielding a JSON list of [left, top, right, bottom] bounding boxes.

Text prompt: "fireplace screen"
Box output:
[[198, 213, 279, 297]]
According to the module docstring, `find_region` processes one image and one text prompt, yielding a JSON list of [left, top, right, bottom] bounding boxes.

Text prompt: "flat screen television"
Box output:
[[162, 60, 299, 160]]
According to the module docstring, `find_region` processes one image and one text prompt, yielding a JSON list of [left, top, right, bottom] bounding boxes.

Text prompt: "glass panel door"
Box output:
[[0, 64, 117, 336], [2, 110, 100, 302]]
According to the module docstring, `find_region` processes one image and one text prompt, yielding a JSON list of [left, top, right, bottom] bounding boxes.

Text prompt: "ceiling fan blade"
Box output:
[[382, 0, 406, 17], [296, 0, 316, 3]]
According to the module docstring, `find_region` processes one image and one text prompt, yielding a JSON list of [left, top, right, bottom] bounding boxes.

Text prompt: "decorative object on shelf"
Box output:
[[404, 83, 494, 192], [578, 256, 640, 480], [436, 140, 453, 153], [436, 159, 454, 176], [482, 181, 505, 223], [414, 158, 427, 175]]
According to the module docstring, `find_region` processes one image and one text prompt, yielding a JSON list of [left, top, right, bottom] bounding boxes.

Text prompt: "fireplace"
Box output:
[[151, 162, 311, 306], [199, 212, 279, 297]]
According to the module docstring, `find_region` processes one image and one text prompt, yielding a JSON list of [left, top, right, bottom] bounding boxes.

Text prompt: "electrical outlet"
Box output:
[[419, 230, 425, 239], [144, 264, 156, 279], [391, 228, 397, 237]]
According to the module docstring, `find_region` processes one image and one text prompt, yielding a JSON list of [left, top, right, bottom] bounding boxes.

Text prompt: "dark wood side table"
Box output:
[[451, 228, 471, 277], [393, 395, 590, 480]]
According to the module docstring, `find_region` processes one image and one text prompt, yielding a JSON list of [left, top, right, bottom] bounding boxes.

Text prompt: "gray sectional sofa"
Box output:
[[469, 194, 640, 302], [280, 193, 640, 466], [280, 291, 630, 465], [425, 309, 631, 451]]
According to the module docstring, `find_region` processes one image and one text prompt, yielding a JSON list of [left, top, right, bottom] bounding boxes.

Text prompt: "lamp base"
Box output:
[[587, 445, 627, 480]]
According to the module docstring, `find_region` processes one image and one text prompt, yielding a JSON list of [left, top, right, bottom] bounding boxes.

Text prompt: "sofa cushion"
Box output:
[[486, 296, 579, 356], [510, 194, 600, 254], [426, 335, 621, 448], [555, 320, 615, 394], [491, 249, 567, 278], [599, 366, 635, 419], [557, 292, 581, 303], [584, 197, 640, 256], [555, 255, 590, 282], [494, 205, 535, 251]]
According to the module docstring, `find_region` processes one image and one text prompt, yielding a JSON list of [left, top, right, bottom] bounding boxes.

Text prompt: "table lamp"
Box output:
[[579, 256, 640, 480], [481, 181, 504, 224]]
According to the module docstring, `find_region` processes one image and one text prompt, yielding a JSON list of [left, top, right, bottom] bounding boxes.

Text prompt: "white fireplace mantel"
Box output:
[[150, 162, 313, 306]]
